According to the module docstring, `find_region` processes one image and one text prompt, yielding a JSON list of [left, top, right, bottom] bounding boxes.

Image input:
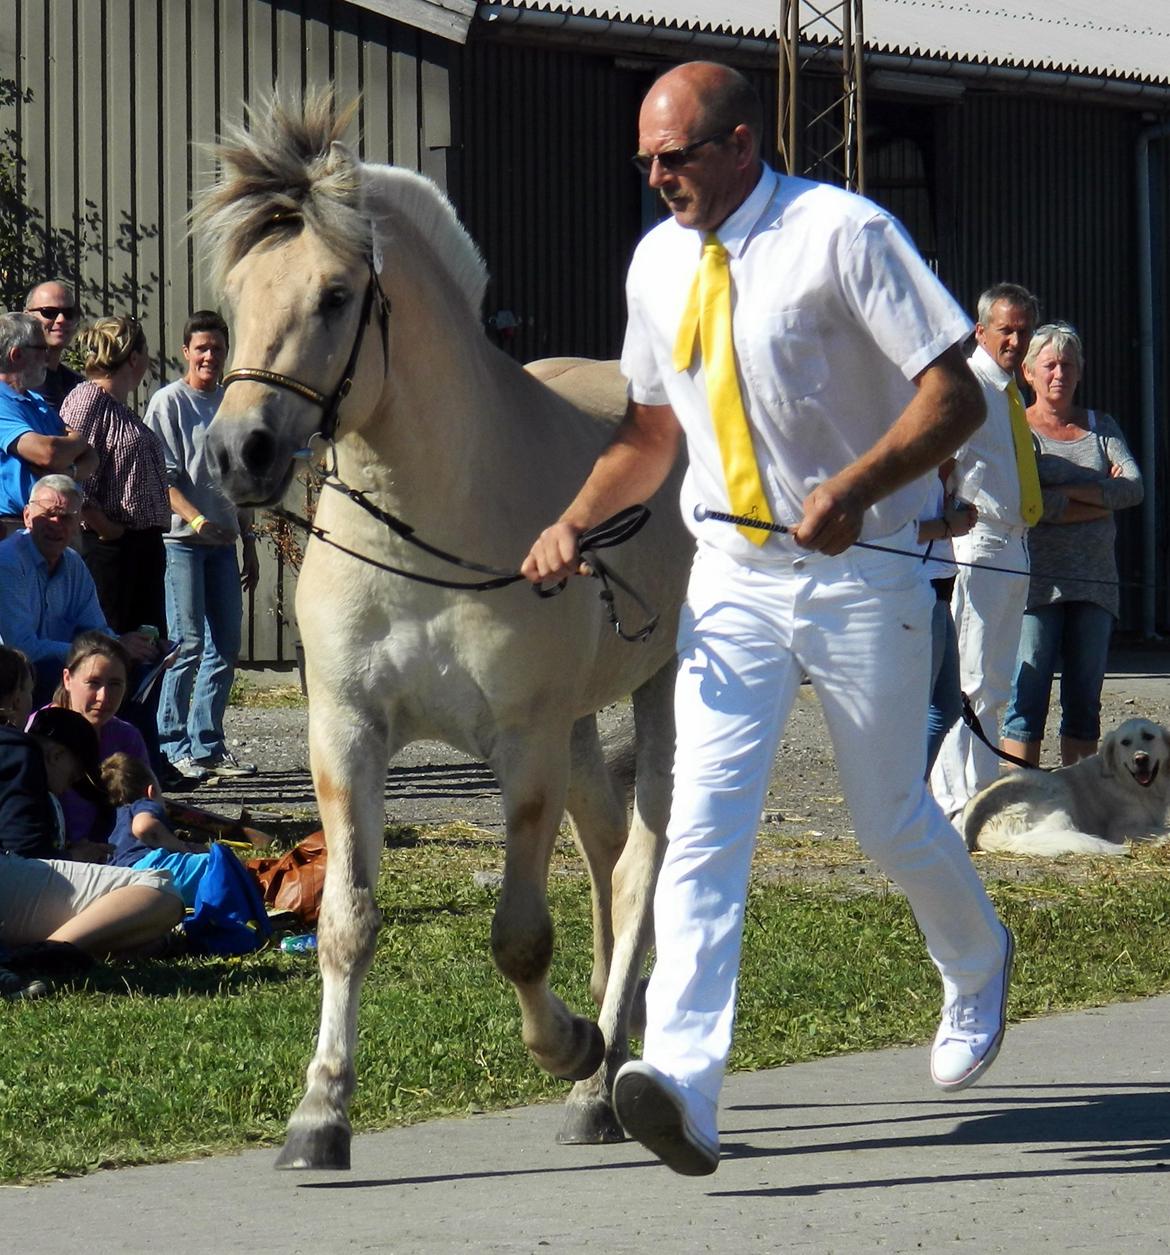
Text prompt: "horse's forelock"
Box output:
[[195, 92, 487, 319], [195, 90, 368, 290]]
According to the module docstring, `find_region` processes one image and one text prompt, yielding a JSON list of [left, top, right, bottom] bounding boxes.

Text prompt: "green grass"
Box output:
[[5, 826, 1170, 1182], [227, 676, 307, 709]]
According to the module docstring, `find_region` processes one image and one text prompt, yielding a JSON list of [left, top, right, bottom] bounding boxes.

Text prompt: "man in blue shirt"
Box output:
[[0, 475, 157, 702], [0, 312, 95, 536]]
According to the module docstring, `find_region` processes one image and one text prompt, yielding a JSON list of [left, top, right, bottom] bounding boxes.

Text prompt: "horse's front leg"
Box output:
[[560, 660, 675, 1144], [490, 737, 606, 1084], [275, 696, 391, 1171]]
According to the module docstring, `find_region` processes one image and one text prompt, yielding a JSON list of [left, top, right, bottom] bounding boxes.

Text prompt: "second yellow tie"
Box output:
[[674, 233, 772, 544], [1006, 378, 1043, 527]]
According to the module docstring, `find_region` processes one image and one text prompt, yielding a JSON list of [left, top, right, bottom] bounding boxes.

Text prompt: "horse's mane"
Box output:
[[194, 90, 487, 318]]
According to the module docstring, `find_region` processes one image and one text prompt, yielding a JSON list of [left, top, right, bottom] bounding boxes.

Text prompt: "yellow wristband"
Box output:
[[190, 514, 207, 533]]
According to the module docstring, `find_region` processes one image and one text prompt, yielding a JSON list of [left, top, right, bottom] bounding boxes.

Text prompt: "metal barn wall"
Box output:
[[0, 0, 454, 663], [453, 40, 646, 364]]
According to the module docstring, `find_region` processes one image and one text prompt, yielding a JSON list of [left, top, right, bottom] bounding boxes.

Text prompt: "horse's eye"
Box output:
[[320, 287, 350, 313], [1121, 739, 1132, 747]]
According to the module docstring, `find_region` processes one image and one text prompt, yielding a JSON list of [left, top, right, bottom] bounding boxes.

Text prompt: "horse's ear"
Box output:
[[324, 140, 358, 176]]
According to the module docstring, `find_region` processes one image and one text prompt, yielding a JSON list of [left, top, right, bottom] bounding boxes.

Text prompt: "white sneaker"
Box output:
[[166, 757, 210, 783], [931, 925, 1014, 1092], [193, 749, 257, 778], [612, 1061, 719, 1176]]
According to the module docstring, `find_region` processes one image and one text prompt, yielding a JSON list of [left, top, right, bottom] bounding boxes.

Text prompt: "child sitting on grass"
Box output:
[[102, 752, 210, 907]]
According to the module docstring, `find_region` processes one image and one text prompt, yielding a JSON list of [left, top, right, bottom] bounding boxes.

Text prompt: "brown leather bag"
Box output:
[[246, 830, 327, 927]]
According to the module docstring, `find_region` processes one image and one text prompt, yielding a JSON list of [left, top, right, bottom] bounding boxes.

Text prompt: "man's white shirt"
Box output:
[[952, 344, 1026, 529], [620, 165, 973, 565]]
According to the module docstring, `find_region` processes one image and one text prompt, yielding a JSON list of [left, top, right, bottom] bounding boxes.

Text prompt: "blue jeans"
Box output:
[[926, 597, 961, 775], [158, 542, 242, 762], [1002, 601, 1115, 744]]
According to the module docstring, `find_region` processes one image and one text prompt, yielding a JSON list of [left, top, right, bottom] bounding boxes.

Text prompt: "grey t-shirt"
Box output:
[[1027, 411, 1142, 618], [142, 379, 240, 540]]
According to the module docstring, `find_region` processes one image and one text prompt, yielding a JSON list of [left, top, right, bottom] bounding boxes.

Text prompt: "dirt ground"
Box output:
[[200, 645, 1170, 888]]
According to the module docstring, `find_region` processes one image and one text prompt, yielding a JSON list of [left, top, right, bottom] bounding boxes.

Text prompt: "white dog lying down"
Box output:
[[961, 718, 1170, 856]]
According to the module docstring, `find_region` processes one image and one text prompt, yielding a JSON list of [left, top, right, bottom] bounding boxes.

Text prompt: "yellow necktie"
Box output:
[[1007, 378, 1043, 527], [674, 233, 772, 544]]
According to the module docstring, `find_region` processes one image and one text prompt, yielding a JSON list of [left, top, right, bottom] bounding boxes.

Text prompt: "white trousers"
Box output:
[[929, 523, 1030, 818], [643, 538, 1007, 1108]]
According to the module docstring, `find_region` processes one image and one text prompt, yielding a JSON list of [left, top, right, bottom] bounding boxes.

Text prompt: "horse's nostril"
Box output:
[[241, 427, 276, 477], [214, 444, 232, 479]]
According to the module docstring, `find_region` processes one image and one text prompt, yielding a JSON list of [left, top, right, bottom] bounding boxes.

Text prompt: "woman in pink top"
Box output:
[[60, 316, 170, 635]]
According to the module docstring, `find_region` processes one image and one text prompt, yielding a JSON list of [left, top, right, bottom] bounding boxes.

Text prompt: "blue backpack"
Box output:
[[182, 843, 274, 956]]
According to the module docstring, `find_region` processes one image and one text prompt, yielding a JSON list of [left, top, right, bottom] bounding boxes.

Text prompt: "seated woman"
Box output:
[[0, 646, 183, 998], [51, 631, 147, 856]]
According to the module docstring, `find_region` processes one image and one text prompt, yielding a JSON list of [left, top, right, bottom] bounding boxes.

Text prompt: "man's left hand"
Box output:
[[794, 480, 865, 555], [119, 631, 161, 663]]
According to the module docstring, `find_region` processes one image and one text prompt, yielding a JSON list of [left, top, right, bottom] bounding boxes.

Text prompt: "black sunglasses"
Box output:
[[27, 306, 80, 322], [631, 129, 735, 176]]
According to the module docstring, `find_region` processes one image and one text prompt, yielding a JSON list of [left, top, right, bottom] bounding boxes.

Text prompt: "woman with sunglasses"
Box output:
[[59, 316, 170, 640], [24, 278, 84, 410]]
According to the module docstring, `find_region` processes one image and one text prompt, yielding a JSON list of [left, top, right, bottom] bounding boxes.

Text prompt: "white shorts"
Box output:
[[0, 856, 179, 945]]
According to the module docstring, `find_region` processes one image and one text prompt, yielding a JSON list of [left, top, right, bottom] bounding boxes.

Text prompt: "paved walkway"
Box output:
[[7, 994, 1170, 1254]]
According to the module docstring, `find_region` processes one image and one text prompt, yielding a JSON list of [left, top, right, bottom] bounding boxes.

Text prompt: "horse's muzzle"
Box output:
[[205, 415, 298, 506]]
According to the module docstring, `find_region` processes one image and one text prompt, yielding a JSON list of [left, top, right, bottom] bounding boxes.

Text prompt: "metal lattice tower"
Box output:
[[778, 0, 866, 193]]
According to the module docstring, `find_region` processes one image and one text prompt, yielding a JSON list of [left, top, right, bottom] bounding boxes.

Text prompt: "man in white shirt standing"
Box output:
[[930, 284, 1040, 819], [523, 62, 1013, 1176]]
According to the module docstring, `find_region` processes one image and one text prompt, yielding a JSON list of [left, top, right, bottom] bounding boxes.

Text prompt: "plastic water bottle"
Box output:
[[951, 459, 985, 507], [281, 933, 317, 955]]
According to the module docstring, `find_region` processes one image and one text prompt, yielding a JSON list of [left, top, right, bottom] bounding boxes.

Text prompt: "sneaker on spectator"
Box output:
[[194, 749, 257, 778], [162, 757, 210, 786], [931, 925, 1014, 1092]]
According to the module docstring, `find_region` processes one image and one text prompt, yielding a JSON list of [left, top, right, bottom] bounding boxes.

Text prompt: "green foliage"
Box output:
[[5, 831, 1170, 1183], [0, 77, 160, 334]]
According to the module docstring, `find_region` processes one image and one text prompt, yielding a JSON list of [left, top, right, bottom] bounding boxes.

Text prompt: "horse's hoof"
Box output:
[[274, 1123, 352, 1170], [556, 1098, 624, 1144], [551, 1019, 606, 1083]]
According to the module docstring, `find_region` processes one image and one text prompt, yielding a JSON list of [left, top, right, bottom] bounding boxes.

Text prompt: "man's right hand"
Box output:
[[520, 521, 591, 585]]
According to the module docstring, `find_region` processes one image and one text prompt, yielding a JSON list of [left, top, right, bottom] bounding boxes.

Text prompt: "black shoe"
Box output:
[[0, 963, 49, 1001]]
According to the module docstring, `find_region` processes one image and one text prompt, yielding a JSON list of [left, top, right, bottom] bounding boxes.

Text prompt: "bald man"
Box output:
[[523, 62, 1012, 1175]]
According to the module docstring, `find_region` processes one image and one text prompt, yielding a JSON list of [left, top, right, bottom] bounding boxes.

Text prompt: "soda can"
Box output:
[[281, 933, 318, 955]]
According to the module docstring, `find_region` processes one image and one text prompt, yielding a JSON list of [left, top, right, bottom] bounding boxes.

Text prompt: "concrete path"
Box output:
[[7, 994, 1170, 1254]]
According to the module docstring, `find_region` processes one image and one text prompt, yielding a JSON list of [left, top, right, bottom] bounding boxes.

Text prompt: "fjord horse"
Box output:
[[198, 97, 690, 1169]]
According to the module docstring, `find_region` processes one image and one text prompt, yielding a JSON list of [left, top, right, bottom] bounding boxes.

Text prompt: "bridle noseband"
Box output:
[[221, 255, 391, 445]]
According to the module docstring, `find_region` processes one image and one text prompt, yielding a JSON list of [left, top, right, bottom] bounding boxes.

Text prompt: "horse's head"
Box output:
[[208, 209, 387, 504], [197, 93, 488, 506]]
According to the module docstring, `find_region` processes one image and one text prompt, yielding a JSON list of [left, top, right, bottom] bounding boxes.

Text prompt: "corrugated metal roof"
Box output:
[[484, 1, 1170, 85]]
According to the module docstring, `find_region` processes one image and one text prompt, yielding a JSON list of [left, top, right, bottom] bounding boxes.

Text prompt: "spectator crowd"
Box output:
[[0, 283, 261, 995]]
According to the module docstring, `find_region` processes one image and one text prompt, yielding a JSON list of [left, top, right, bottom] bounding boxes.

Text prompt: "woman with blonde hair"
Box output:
[[1001, 323, 1143, 766], [59, 315, 170, 636]]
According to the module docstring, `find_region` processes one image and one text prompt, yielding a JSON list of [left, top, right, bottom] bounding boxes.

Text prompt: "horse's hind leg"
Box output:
[[275, 700, 389, 1171], [490, 734, 606, 1085], [559, 661, 674, 1145]]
